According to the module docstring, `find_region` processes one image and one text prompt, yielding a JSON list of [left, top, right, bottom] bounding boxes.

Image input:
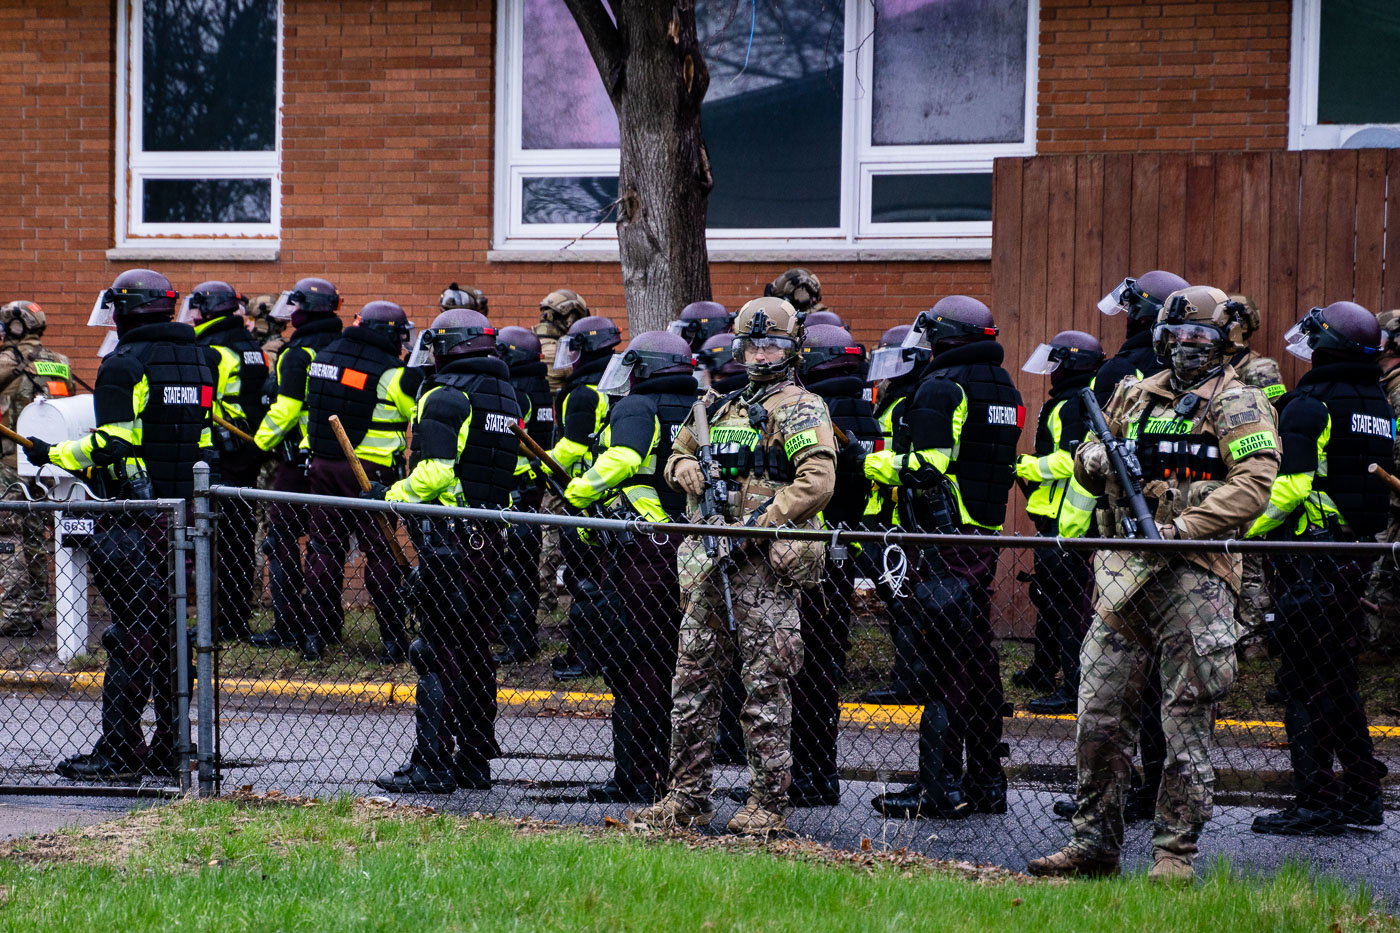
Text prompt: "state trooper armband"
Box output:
[[1226, 431, 1277, 460], [783, 429, 819, 459]]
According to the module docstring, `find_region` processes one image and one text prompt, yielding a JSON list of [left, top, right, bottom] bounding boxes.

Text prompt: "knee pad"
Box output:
[[408, 637, 436, 676]]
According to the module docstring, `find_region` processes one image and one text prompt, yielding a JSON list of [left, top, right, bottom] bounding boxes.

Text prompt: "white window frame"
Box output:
[[113, 0, 283, 257], [1289, 0, 1400, 150], [492, 0, 1037, 255]]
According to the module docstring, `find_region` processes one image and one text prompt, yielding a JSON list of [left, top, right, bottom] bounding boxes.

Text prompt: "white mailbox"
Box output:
[[15, 394, 97, 662]]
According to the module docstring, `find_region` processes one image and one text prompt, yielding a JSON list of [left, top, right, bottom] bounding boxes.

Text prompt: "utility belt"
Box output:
[[413, 515, 487, 553]]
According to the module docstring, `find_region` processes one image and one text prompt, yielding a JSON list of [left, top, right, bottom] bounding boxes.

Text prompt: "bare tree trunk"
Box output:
[[562, 0, 713, 335]]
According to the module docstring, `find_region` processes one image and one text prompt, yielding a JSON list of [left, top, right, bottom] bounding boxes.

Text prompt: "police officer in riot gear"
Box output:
[[246, 293, 287, 360], [370, 308, 521, 793], [1014, 331, 1105, 715], [251, 278, 344, 652], [495, 326, 552, 665], [1249, 301, 1390, 836], [0, 300, 74, 637], [863, 324, 930, 705], [1094, 270, 1190, 406], [182, 282, 270, 642], [28, 269, 214, 779], [864, 296, 1024, 819], [671, 301, 733, 353], [790, 324, 878, 805], [547, 315, 622, 681], [564, 330, 699, 802], [302, 301, 421, 662]]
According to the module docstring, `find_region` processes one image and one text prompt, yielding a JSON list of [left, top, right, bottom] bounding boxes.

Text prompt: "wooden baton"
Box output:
[[1369, 462, 1400, 496], [213, 413, 255, 445], [328, 414, 409, 568]]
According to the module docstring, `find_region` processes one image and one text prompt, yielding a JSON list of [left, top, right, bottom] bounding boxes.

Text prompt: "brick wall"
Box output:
[[1038, 0, 1292, 153], [4, 0, 1293, 383]]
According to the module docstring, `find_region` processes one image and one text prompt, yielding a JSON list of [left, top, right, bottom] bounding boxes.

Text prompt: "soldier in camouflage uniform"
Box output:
[[633, 297, 836, 835], [766, 268, 827, 316], [1028, 286, 1280, 883], [532, 289, 590, 623], [1363, 309, 1400, 653], [246, 294, 286, 361], [0, 301, 75, 635], [1224, 294, 1286, 637]]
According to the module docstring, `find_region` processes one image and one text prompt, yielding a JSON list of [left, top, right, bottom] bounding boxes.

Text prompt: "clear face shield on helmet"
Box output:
[[1021, 343, 1064, 374], [596, 352, 630, 396], [97, 328, 119, 357], [552, 334, 577, 371], [88, 290, 116, 328], [269, 291, 296, 321], [407, 330, 434, 368], [1097, 278, 1135, 315]]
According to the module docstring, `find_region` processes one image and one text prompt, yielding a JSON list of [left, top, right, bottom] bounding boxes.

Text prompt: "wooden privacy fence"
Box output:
[[985, 148, 1400, 636]]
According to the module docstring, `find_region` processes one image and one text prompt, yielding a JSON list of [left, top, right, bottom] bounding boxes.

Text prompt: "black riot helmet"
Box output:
[[798, 324, 864, 377], [554, 315, 621, 370], [697, 332, 743, 380], [356, 300, 414, 349], [270, 277, 341, 326], [495, 325, 542, 369], [89, 268, 179, 334], [1284, 301, 1382, 364], [1099, 270, 1190, 325], [597, 330, 696, 396], [413, 308, 497, 369], [669, 301, 733, 351], [803, 310, 845, 329], [179, 280, 245, 324]]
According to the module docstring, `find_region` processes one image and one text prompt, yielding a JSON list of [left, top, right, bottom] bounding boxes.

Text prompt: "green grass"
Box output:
[[0, 798, 1389, 932]]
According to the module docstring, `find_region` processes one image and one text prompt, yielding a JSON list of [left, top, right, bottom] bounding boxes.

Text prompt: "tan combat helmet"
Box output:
[[1226, 293, 1261, 350], [765, 268, 824, 314], [0, 300, 46, 339], [732, 296, 803, 382], [534, 289, 589, 339], [1154, 285, 1239, 385], [440, 283, 488, 315], [1377, 309, 1400, 355]]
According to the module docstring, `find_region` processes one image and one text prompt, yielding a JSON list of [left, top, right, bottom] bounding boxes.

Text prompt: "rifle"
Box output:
[[690, 401, 737, 632], [1078, 388, 1161, 541]]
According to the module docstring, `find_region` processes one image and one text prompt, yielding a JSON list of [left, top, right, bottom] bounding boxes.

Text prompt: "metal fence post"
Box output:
[[192, 463, 217, 797], [168, 498, 192, 795]]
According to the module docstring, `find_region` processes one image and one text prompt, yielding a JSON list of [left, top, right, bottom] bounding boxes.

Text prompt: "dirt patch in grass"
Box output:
[[0, 806, 168, 867]]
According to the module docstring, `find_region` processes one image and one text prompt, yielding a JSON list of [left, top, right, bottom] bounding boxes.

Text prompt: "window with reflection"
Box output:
[[499, 0, 1036, 248], [119, 0, 281, 247]]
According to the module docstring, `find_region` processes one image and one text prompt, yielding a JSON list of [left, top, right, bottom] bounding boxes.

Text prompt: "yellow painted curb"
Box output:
[[5, 669, 1399, 739]]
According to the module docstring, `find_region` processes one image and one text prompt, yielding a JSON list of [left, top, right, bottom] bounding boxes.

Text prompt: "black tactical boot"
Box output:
[[55, 751, 142, 781], [301, 632, 325, 662], [250, 627, 301, 649], [377, 667, 457, 793], [451, 752, 492, 791], [870, 701, 970, 819], [1010, 666, 1058, 693], [789, 772, 841, 808], [1251, 807, 1345, 836], [1051, 798, 1076, 819], [1338, 796, 1385, 827], [1027, 680, 1077, 715], [965, 771, 1008, 815]]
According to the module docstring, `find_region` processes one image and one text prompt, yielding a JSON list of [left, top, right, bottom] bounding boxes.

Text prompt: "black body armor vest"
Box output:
[[509, 360, 554, 451], [1284, 363, 1393, 537], [103, 322, 214, 501], [261, 315, 341, 411], [304, 326, 407, 459], [612, 374, 700, 518], [198, 314, 270, 427], [806, 372, 878, 527], [424, 357, 522, 508]]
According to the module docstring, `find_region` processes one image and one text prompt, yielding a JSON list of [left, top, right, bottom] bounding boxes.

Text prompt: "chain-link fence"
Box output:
[[2, 477, 1396, 890], [0, 495, 191, 795], [186, 474, 1399, 892]]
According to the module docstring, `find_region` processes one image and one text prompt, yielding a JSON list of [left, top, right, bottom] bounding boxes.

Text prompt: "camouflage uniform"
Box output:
[[661, 380, 836, 812], [1066, 365, 1279, 863], [1363, 357, 1400, 652], [0, 333, 75, 634]]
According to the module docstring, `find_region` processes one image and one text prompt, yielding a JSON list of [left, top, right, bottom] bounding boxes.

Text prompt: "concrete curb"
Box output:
[[6, 669, 1400, 738]]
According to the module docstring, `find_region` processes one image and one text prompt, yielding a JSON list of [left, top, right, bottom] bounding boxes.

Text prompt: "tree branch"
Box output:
[[561, 0, 626, 104]]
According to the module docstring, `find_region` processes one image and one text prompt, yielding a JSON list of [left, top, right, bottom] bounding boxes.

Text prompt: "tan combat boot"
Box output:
[[726, 800, 788, 835], [1026, 846, 1120, 878], [1147, 850, 1195, 885], [629, 792, 714, 829]]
